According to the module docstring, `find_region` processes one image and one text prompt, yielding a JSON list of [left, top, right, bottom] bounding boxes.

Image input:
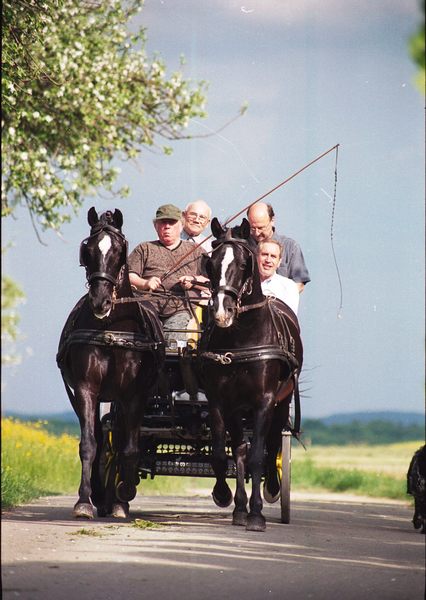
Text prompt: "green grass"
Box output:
[[288, 441, 420, 500], [2, 418, 420, 509], [291, 457, 405, 499], [1, 418, 81, 509]]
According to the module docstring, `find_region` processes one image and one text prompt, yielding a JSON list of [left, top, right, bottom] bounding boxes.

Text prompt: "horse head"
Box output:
[[207, 217, 259, 327], [80, 207, 127, 319]]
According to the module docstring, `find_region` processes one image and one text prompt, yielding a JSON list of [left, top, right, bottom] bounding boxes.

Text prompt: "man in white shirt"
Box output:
[[247, 202, 310, 293], [257, 239, 300, 315], [181, 199, 213, 253]]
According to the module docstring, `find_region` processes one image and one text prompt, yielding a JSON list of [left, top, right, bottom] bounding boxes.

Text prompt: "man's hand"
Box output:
[[145, 276, 162, 291], [179, 275, 194, 290], [178, 275, 211, 296]]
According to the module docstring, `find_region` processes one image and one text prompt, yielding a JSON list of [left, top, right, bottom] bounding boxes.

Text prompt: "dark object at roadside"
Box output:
[[407, 444, 426, 533]]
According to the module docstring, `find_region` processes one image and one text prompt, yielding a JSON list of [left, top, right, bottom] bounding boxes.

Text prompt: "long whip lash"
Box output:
[[161, 144, 340, 283], [330, 145, 343, 316]]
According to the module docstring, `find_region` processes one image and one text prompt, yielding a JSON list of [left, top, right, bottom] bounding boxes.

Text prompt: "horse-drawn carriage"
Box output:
[[57, 208, 303, 531]]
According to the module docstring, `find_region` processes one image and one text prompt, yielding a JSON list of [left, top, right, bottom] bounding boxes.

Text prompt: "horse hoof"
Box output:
[[232, 509, 248, 527], [263, 480, 280, 504], [73, 502, 94, 519], [116, 481, 137, 503], [111, 503, 129, 519], [246, 514, 266, 532], [212, 483, 233, 508]]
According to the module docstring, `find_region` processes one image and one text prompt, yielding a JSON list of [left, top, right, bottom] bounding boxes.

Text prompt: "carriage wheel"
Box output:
[[278, 431, 292, 524], [91, 411, 119, 517]]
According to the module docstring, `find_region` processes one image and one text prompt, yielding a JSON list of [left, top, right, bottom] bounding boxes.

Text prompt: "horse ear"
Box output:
[[113, 209, 123, 230], [88, 207, 98, 226], [211, 217, 225, 239], [240, 218, 251, 240]]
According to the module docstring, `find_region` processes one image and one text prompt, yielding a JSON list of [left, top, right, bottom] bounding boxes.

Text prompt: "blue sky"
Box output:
[[2, 0, 424, 418]]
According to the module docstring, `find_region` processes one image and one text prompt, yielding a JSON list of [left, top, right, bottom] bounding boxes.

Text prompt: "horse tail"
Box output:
[[62, 377, 77, 407]]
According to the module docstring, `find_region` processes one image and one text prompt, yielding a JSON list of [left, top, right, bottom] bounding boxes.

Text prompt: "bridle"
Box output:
[[79, 224, 128, 287], [210, 233, 266, 314]]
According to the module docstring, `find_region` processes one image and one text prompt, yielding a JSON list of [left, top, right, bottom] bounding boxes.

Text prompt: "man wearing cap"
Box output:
[[247, 202, 310, 293], [181, 199, 213, 253], [128, 204, 208, 339]]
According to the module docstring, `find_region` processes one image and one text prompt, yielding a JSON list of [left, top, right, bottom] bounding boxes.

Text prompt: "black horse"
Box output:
[[57, 207, 164, 519], [199, 218, 303, 532], [407, 444, 426, 534]]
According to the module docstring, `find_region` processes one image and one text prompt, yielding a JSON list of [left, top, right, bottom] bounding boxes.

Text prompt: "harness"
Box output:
[[199, 343, 298, 369], [59, 329, 162, 352], [199, 234, 303, 437]]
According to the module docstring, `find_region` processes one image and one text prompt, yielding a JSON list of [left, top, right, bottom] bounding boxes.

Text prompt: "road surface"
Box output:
[[2, 492, 425, 600]]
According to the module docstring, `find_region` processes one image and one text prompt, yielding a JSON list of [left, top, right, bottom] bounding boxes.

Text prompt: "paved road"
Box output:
[[2, 492, 425, 600]]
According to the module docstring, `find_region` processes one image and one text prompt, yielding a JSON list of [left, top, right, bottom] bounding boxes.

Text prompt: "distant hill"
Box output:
[[3, 409, 424, 426], [321, 411, 424, 426], [4, 410, 78, 423], [3, 409, 424, 445]]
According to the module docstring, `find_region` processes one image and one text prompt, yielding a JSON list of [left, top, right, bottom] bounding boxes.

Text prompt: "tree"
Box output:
[[2, 0, 208, 232], [1, 266, 25, 365], [409, 0, 425, 95]]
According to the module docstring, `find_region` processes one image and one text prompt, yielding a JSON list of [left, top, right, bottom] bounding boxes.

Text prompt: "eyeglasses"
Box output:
[[186, 212, 209, 224], [250, 223, 272, 233]]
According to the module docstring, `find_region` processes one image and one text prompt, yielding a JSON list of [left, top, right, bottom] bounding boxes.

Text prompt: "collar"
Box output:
[[159, 239, 182, 251]]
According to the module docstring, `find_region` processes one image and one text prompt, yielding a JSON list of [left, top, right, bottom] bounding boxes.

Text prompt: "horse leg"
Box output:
[[210, 405, 233, 508], [246, 403, 274, 532], [232, 440, 249, 526], [73, 389, 98, 519], [115, 400, 144, 505]]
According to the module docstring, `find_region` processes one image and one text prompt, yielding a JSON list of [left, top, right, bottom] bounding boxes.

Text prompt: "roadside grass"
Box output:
[[1, 418, 81, 509], [2, 418, 421, 509], [292, 441, 422, 476], [291, 457, 405, 499], [289, 440, 421, 499], [187, 441, 421, 501]]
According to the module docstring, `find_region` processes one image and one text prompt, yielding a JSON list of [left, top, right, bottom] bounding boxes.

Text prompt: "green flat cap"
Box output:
[[154, 204, 182, 221]]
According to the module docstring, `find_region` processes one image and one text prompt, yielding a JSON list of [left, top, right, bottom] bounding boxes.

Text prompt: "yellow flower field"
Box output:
[[1, 417, 80, 508]]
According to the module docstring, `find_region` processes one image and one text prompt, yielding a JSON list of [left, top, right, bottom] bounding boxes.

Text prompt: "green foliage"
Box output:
[[2, 0, 207, 231], [301, 419, 424, 446], [1, 418, 81, 508], [409, 0, 425, 94], [292, 457, 406, 500], [1, 260, 25, 364]]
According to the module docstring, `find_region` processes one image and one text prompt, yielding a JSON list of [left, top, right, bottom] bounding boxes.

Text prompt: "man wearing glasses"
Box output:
[[181, 200, 213, 253], [247, 202, 310, 293]]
